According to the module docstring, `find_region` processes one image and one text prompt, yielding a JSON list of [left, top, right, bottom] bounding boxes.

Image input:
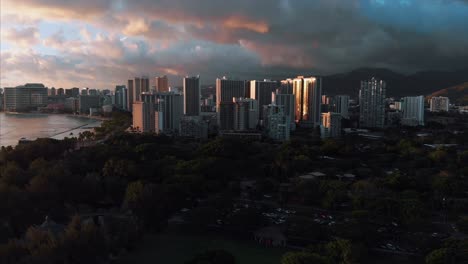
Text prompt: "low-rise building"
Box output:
[[430, 96, 449, 112], [179, 116, 208, 139]]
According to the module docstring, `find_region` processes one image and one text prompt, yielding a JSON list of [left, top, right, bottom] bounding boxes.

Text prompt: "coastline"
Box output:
[[0, 112, 103, 147], [3, 111, 109, 122]]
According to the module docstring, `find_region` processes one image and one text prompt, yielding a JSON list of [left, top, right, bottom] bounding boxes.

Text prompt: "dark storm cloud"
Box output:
[[2, 0, 468, 87]]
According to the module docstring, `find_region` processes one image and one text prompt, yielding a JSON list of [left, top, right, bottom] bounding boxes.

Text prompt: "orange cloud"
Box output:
[[123, 19, 150, 36], [222, 16, 269, 34]]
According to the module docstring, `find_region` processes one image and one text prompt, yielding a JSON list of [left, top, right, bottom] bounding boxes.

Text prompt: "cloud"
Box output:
[[1, 0, 467, 88], [1, 26, 40, 47]]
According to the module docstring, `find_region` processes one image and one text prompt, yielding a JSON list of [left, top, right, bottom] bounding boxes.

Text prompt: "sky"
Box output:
[[1, 0, 468, 88]]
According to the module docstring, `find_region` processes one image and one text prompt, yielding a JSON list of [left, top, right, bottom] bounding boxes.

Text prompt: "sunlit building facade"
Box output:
[[132, 101, 155, 133], [291, 76, 322, 127], [155, 75, 169, 92]]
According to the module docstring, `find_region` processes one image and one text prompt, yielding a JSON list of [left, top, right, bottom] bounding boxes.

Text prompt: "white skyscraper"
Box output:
[[401, 95, 425, 126]]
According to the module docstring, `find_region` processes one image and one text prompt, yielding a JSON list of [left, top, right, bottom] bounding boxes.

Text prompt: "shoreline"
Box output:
[[0, 112, 104, 147], [2, 111, 110, 122]]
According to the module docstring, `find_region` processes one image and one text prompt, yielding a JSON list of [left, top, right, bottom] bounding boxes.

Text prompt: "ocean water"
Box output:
[[0, 113, 102, 147]]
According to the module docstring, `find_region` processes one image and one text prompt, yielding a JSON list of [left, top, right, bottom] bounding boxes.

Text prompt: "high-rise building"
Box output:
[[132, 101, 155, 132], [291, 76, 322, 127], [218, 98, 259, 131], [115, 85, 128, 110], [218, 102, 235, 130], [321, 112, 342, 138], [322, 95, 332, 105], [321, 95, 333, 113], [272, 90, 296, 131], [71, 87, 80, 97], [142, 92, 183, 133], [141, 77, 150, 94], [88, 89, 98, 96], [245, 80, 251, 98], [57, 88, 65, 96], [233, 98, 259, 131], [79, 95, 101, 114], [250, 80, 278, 119], [65, 89, 72, 97], [280, 79, 294, 94], [155, 75, 169, 92], [216, 77, 246, 125], [3, 83, 48, 112], [263, 104, 290, 141], [65, 97, 79, 113], [393, 101, 402, 111], [335, 95, 350, 119], [216, 77, 245, 109], [0, 89, 4, 111], [49, 87, 56, 96], [130, 76, 149, 103], [127, 79, 134, 111], [183, 76, 201, 116], [430, 96, 449, 112], [134, 77, 142, 102], [401, 95, 425, 126], [359, 78, 386, 128]]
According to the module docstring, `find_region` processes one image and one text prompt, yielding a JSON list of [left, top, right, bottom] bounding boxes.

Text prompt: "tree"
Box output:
[[325, 239, 359, 264], [286, 216, 327, 241], [102, 159, 137, 179], [321, 181, 347, 209], [186, 206, 219, 230], [0, 162, 29, 187], [185, 250, 236, 264], [124, 182, 170, 230], [425, 248, 450, 264], [429, 149, 448, 164], [228, 208, 267, 231], [281, 251, 329, 264], [457, 216, 468, 234], [320, 139, 340, 155], [60, 215, 108, 264], [0, 240, 28, 264]]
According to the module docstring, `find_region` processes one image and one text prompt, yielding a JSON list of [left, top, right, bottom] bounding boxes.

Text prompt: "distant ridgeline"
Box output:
[[426, 82, 468, 105]]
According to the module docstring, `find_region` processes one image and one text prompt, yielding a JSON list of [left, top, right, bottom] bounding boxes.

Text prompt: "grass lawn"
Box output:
[[120, 230, 287, 264]]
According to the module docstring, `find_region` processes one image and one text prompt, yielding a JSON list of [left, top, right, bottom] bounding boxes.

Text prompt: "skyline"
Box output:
[[1, 0, 468, 89]]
